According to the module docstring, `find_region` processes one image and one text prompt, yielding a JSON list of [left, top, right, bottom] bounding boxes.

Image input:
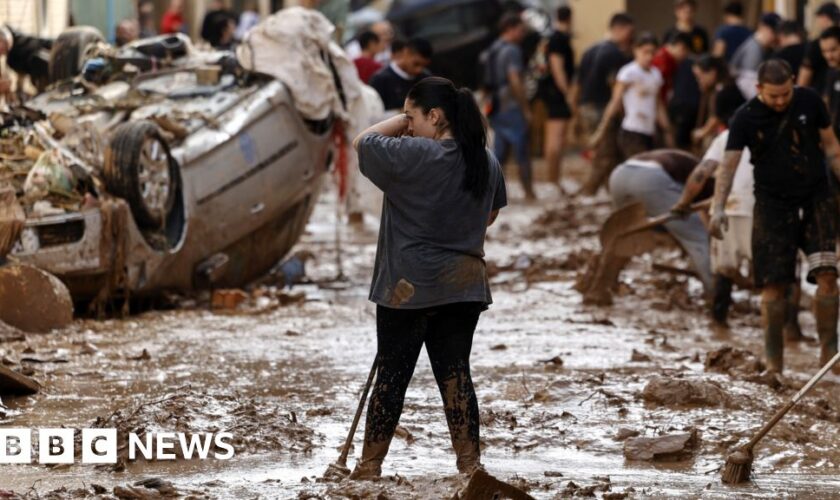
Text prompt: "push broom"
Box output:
[[722, 350, 840, 484]]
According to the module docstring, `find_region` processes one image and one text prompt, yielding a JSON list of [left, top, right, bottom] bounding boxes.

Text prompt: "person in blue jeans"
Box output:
[[485, 12, 535, 200]]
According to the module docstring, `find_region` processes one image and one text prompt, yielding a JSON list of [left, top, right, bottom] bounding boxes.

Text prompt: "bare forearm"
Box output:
[[797, 66, 813, 88], [826, 144, 840, 183], [678, 160, 715, 206], [488, 209, 500, 226], [819, 127, 840, 183], [352, 114, 408, 150], [656, 101, 671, 132], [568, 83, 580, 108], [550, 55, 569, 94], [597, 95, 621, 133], [509, 75, 529, 112], [712, 151, 741, 213]]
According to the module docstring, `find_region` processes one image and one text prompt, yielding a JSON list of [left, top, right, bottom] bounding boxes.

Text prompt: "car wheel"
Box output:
[[104, 121, 180, 230], [49, 26, 104, 83]]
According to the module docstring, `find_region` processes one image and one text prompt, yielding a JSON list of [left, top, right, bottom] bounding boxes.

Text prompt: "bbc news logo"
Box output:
[[0, 429, 235, 464]]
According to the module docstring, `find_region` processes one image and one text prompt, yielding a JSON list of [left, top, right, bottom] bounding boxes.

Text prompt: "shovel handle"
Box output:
[[337, 355, 378, 466], [746, 350, 840, 449], [623, 198, 712, 236]]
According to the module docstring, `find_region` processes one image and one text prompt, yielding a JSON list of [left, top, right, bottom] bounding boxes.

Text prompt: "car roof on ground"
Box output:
[[387, 0, 492, 21]]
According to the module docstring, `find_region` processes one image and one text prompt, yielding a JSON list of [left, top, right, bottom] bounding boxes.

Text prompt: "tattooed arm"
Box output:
[[819, 126, 840, 183], [709, 150, 742, 240], [672, 159, 718, 215]]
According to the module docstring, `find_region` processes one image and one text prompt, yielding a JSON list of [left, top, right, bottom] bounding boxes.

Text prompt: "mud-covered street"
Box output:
[[2, 157, 840, 499]]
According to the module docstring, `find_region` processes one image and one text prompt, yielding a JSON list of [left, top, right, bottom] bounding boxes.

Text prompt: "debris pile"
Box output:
[[84, 386, 322, 470], [623, 429, 699, 461], [641, 376, 732, 408]]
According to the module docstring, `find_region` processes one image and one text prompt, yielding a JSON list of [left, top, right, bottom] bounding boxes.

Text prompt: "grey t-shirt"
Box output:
[[488, 39, 524, 113], [357, 133, 507, 309], [731, 36, 763, 73]]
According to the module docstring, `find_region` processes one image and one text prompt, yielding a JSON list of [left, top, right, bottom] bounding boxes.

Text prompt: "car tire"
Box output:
[[49, 26, 104, 83], [104, 121, 180, 230]]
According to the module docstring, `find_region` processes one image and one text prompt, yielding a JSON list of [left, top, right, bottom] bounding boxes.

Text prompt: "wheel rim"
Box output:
[[137, 136, 171, 216]]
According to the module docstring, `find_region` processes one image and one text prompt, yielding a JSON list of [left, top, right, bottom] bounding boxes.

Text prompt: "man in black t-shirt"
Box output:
[[819, 26, 840, 138], [575, 13, 634, 195], [662, 0, 708, 55], [540, 6, 575, 193], [774, 21, 806, 77], [711, 60, 840, 374], [799, 2, 839, 93]]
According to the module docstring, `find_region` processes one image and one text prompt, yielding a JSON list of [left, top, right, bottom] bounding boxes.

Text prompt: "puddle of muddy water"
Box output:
[[3, 163, 840, 499]]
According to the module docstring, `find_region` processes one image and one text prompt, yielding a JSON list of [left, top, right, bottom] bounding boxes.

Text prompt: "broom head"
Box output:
[[721, 448, 753, 484]]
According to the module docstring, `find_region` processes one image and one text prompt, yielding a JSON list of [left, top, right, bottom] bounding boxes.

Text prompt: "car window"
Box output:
[[400, 3, 488, 40], [405, 7, 462, 39]]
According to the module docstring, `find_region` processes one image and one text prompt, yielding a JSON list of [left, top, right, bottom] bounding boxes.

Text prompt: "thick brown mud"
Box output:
[[3, 158, 840, 498]]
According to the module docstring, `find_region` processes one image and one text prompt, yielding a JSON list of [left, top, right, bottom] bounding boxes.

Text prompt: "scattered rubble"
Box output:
[[84, 386, 322, 471], [623, 429, 699, 461], [0, 363, 39, 395], [641, 376, 732, 408], [704, 347, 765, 376]]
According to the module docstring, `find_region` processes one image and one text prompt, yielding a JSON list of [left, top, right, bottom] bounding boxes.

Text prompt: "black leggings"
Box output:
[[363, 301, 483, 471]]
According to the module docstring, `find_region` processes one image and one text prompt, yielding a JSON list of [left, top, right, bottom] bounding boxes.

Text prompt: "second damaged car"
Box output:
[[4, 10, 363, 309]]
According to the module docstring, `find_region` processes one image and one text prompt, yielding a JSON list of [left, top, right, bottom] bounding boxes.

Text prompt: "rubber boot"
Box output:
[[348, 438, 390, 480], [815, 295, 840, 374], [440, 377, 482, 474], [783, 285, 807, 342], [711, 274, 733, 326], [761, 299, 786, 374]]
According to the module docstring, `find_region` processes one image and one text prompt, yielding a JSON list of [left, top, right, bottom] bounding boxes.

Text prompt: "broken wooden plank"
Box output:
[[0, 363, 40, 395]]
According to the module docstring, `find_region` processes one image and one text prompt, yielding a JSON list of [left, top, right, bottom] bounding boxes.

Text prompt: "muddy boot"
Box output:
[[815, 295, 840, 373], [439, 377, 482, 474], [711, 274, 732, 326], [783, 285, 808, 342], [348, 439, 390, 480], [761, 299, 786, 374]]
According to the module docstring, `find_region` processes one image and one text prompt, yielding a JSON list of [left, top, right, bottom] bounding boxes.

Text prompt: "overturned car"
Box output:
[[3, 11, 360, 306]]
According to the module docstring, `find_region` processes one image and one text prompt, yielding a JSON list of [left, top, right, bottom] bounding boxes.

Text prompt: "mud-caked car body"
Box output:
[[9, 35, 335, 300]]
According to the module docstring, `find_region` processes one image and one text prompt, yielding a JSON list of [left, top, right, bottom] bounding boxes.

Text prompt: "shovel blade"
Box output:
[[458, 469, 536, 500], [0, 264, 73, 333], [599, 202, 647, 250]]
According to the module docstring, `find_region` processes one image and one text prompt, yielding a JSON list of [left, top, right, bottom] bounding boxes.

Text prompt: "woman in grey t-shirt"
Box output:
[[350, 76, 507, 478]]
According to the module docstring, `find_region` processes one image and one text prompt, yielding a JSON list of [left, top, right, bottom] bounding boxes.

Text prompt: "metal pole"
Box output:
[[106, 0, 115, 43]]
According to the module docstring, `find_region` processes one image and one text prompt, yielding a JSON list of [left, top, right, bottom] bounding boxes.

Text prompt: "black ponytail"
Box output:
[[407, 77, 490, 200]]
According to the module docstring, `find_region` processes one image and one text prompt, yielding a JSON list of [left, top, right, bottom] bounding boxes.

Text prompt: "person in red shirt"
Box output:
[[160, 0, 185, 35], [353, 31, 384, 84], [652, 31, 691, 100]]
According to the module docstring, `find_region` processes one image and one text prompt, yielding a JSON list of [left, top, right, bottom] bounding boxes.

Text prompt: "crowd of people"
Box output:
[[112, 0, 262, 50], [340, 1, 840, 380], [503, 0, 840, 379]]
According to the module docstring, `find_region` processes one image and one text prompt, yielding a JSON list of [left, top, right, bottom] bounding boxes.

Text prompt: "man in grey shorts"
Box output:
[[609, 149, 714, 291]]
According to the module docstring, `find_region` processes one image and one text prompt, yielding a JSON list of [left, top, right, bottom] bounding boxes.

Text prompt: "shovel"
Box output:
[[599, 199, 711, 258], [457, 468, 536, 499], [581, 199, 711, 303], [323, 355, 378, 479]]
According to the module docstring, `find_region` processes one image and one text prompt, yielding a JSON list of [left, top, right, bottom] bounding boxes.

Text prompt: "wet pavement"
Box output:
[[3, 157, 840, 498]]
